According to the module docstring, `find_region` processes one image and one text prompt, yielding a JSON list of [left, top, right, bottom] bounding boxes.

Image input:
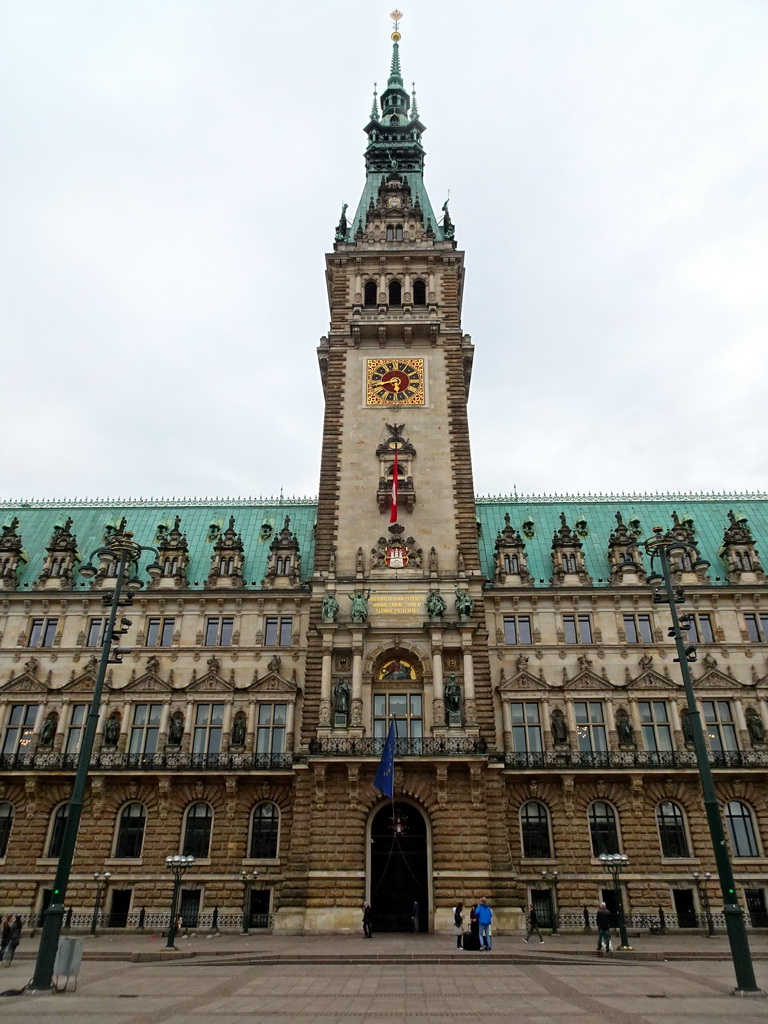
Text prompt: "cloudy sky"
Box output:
[[1, 1, 767, 502]]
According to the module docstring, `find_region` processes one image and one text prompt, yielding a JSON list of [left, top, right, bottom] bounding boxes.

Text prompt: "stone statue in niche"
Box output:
[[425, 590, 446, 618], [168, 710, 184, 746], [616, 709, 635, 747], [682, 711, 694, 746], [444, 674, 461, 725], [333, 678, 350, 716], [104, 715, 120, 746], [40, 712, 57, 748], [231, 712, 247, 746], [348, 589, 371, 623], [321, 592, 339, 622], [454, 587, 474, 619], [746, 708, 765, 746], [551, 709, 568, 745]]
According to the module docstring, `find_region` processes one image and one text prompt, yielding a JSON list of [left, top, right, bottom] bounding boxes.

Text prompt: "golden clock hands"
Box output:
[[381, 375, 402, 392]]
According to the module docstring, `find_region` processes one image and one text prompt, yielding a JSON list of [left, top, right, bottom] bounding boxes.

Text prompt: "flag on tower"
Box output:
[[373, 720, 396, 798], [390, 447, 399, 524]]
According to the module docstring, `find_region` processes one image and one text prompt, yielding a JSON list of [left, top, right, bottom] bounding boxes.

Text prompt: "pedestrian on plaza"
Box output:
[[0, 916, 11, 962], [362, 903, 373, 938], [523, 903, 544, 943], [475, 897, 493, 951], [453, 902, 464, 949], [411, 900, 420, 934], [596, 901, 612, 954], [4, 916, 21, 965]]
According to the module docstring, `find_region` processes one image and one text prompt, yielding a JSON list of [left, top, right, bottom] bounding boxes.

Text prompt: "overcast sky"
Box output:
[[1, 1, 767, 503]]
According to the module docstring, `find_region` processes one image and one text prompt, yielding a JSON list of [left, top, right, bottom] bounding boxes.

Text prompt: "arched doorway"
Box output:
[[369, 802, 429, 933]]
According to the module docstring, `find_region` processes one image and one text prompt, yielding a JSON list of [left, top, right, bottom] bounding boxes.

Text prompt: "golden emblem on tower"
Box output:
[[390, 10, 403, 42]]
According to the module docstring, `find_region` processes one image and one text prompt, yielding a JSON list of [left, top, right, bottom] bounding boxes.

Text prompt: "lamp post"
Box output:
[[89, 871, 111, 936], [598, 853, 631, 950], [693, 871, 715, 937], [165, 854, 195, 948], [241, 869, 258, 933], [540, 870, 559, 934], [30, 522, 162, 992], [638, 527, 759, 993]]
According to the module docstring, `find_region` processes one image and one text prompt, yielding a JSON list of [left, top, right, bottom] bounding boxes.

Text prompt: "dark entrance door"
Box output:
[[601, 888, 618, 928], [530, 889, 553, 928], [370, 802, 429, 933], [673, 888, 697, 928], [248, 888, 271, 928], [108, 889, 132, 928], [745, 889, 768, 928], [179, 889, 201, 928]]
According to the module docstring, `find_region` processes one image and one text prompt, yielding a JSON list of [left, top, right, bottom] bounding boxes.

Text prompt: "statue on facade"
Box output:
[[425, 590, 446, 618], [682, 712, 694, 746], [104, 715, 120, 746], [321, 592, 339, 622], [454, 587, 474, 619], [348, 589, 371, 623], [168, 710, 184, 746], [333, 678, 350, 716], [231, 712, 247, 746], [746, 708, 765, 746], [616, 709, 634, 747], [40, 712, 57, 748], [551, 709, 568, 745], [334, 202, 349, 242], [444, 674, 461, 716]]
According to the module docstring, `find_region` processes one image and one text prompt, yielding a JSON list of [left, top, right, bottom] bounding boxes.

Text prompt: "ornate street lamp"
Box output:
[[89, 871, 111, 936], [540, 869, 559, 934], [633, 527, 759, 993], [30, 522, 162, 992], [166, 854, 195, 949], [598, 853, 631, 950], [241, 869, 258, 933], [693, 871, 715, 937]]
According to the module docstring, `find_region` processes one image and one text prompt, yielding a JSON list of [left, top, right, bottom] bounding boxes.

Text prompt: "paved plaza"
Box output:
[[0, 931, 764, 1023]]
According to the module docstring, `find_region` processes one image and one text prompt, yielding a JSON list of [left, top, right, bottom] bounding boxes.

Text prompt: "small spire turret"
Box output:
[[370, 83, 379, 121]]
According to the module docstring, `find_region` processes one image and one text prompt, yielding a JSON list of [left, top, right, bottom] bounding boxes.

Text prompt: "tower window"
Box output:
[[388, 280, 402, 306], [364, 281, 377, 306], [413, 280, 426, 305]]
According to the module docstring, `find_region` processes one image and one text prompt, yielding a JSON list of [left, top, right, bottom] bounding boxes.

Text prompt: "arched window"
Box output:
[[0, 803, 14, 858], [183, 802, 213, 858], [47, 803, 70, 858], [249, 802, 279, 859], [364, 281, 377, 307], [656, 802, 689, 858], [589, 801, 620, 856], [413, 279, 426, 305], [520, 801, 551, 859], [725, 800, 760, 857], [388, 280, 402, 306], [114, 802, 147, 859]]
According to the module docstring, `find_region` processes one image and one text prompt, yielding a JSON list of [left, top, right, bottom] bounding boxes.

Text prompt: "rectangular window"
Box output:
[[129, 704, 162, 755], [65, 704, 87, 754], [264, 617, 292, 647], [192, 703, 225, 755], [563, 615, 592, 644], [574, 701, 607, 752], [702, 700, 739, 752], [623, 614, 653, 644], [503, 615, 532, 645], [686, 614, 715, 644], [744, 613, 768, 643], [510, 702, 542, 754], [638, 700, 673, 752], [28, 618, 58, 647], [2, 705, 38, 754], [87, 618, 105, 647], [146, 617, 175, 647], [256, 703, 287, 755], [373, 693, 423, 741], [205, 617, 234, 647]]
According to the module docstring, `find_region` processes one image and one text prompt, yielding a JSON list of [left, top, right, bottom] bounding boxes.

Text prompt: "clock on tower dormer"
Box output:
[[366, 359, 425, 406]]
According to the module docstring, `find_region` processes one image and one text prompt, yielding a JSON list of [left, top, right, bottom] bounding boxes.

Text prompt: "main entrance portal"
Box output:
[[370, 802, 429, 933]]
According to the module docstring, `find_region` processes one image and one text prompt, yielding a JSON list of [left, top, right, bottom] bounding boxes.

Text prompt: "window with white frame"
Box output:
[[563, 614, 592, 643], [685, 614, 715, 644], [86, 618, 105, 647], [256, 704, 287, 755], [28, 618, 58, 647], [2, 705, 38, 755], [129, 704, 162, 755], [503, 615, 532, 644], [205, 617, 233, 646], [373, 693, 423, 740], [192, 704, 225, 755], [623, 614, 653, 644], [264, 616, 292, 647], [65, 704, 87, 755], [638, 701, 673, 752], [574, 701, 607, 752], [146, 617, 175, 647], [744, 613, 768, 643], [509, 702, 542, 754], [702, 701, 739, 752]]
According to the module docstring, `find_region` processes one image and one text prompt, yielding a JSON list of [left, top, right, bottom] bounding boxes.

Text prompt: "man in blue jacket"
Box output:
[[476, 897, 493, 951]]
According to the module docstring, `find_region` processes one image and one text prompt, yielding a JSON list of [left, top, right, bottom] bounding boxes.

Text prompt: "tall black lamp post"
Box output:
[[693, 871, 716, 937], [89, 871, 111, 936], [637, 527, 759, 993], [29, 523, 162, 993], [540, 869, 559, 934], [241, 869, 258, 933], [165, 854, 195, 948], [598, 853, 631, 950]]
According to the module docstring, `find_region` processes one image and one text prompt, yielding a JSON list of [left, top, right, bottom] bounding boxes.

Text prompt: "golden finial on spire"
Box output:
[[390, 9, 403, 42]]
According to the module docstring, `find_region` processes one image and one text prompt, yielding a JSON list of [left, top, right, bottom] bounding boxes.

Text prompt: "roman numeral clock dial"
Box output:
[[366, 359, 425, 405]]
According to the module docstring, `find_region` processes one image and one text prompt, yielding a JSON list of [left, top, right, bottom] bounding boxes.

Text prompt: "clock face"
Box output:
[[366, 358, 425, 405], [386, 195, 402, 208]]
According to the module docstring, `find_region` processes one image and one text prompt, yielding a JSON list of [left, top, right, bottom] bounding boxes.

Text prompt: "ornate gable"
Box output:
[[186, 655, 233, 693], [149, 516, 190, 590], [206, 516, 245, 589], [550, 513, 592, 586], [121, 656, 174, 693], [249, 671, 299, 696], [61, 655, 100, 692], [494, 514, 532, 585], [0, 658, 49, 694], [35, 517, 79, 590], [262, 516, 302, 588]]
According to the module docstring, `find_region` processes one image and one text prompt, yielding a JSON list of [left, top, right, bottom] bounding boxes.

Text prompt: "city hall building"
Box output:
[[0, 24, 766, 936]]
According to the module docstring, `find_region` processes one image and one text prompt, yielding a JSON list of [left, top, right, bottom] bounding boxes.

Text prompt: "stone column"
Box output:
[[221, 702, 234, 753], [118, 700, 131, 752], [52, 705, 67, 753], [285, 701, 295, 752], [157, 703, 171, 753], [94, 701, 108, 753], [669, 699, 685, 749], [319, 633, 334, 729], [604, 699, 617, 749], [181, 701, 194, 753], [431, 630, 445, 731], [246, 700, 257, 750], [350, 631, 365, 730], [501, 698, 513, 752], [565, 701, 578, 751], [461, 635, 476, 727]]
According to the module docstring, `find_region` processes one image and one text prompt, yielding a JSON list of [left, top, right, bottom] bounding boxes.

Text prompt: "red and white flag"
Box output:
[[390, 447, 399, 524]]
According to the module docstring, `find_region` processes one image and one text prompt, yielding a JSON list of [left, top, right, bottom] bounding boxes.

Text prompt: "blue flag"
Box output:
[[373, 720, 396, 798]]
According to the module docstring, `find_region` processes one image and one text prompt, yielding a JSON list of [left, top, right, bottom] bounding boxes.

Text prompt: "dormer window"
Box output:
[[386, 225, 404, 241], [413, 280, 426, 305], [388, 280, 402, 306], [364, 281, 377, 306]]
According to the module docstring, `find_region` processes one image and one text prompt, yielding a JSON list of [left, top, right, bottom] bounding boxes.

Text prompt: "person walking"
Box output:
[[596, 901, 612, 954], [411, 900, 420, 934], [453, 902, 464, 949], [476, 897, 493, 951], [0, 916, 11, 962], [362, 903, 373, 938], [523, 903, 544, 943], [4, 916, 21, 965]]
